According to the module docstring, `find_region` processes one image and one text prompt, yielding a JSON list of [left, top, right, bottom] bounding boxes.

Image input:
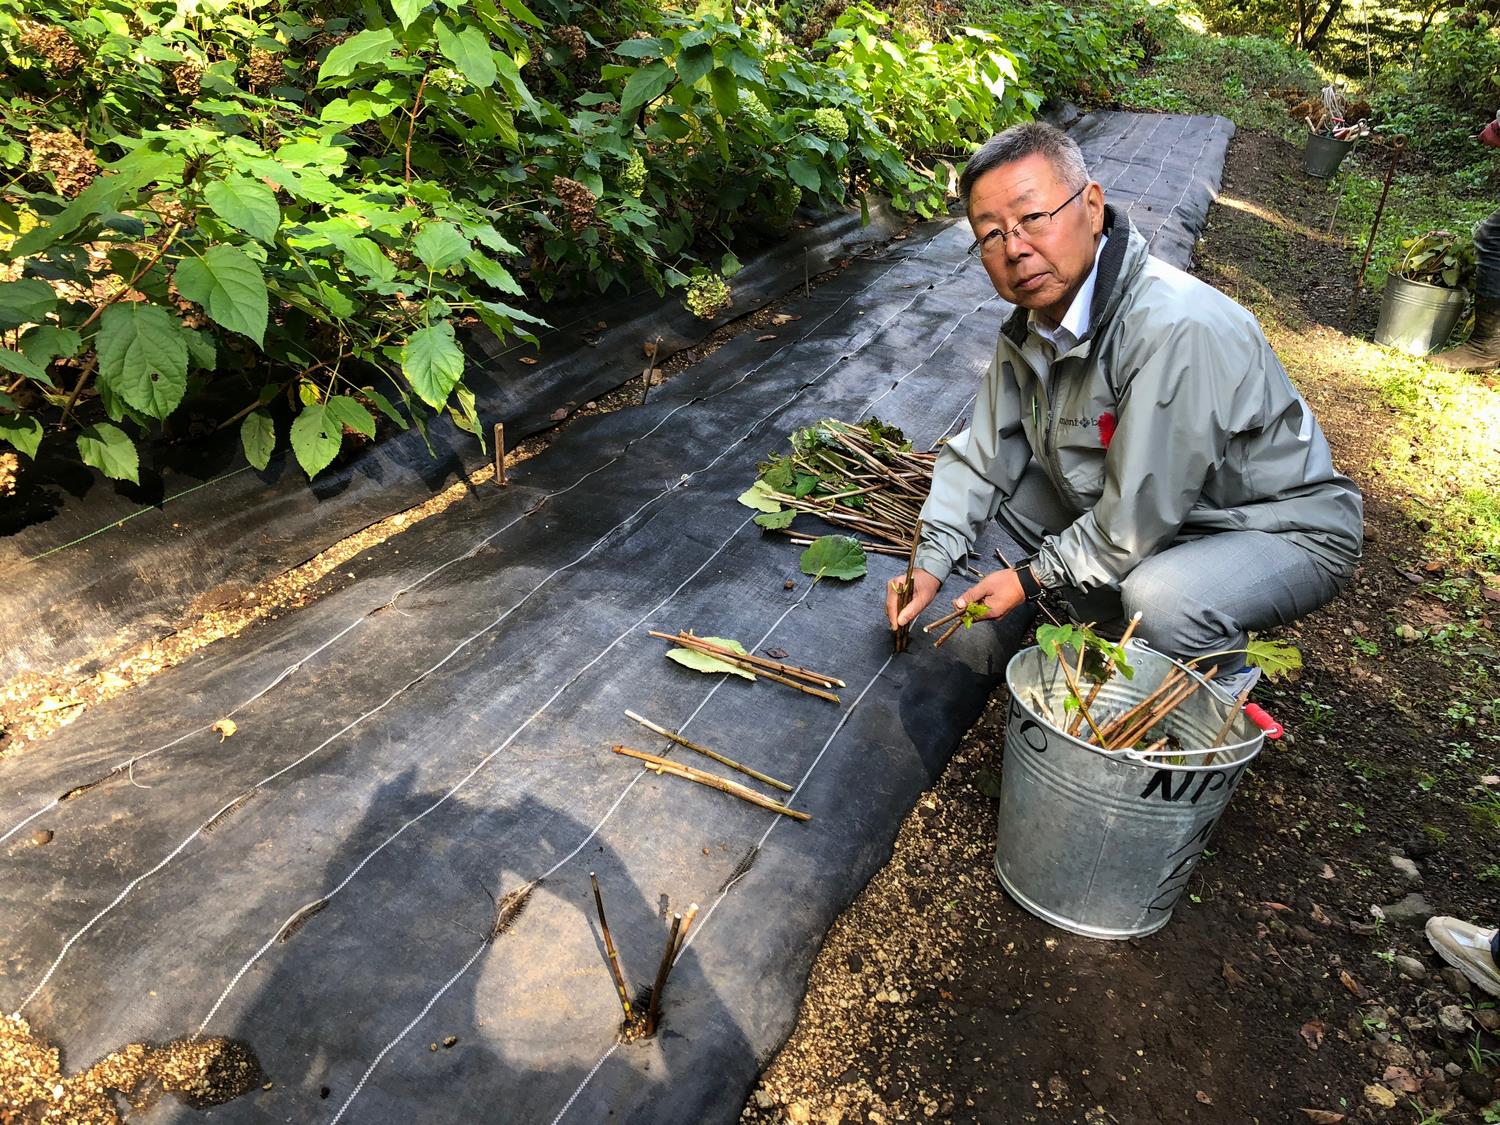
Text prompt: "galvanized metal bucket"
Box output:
[[1303, 133, 1353, 178], [994, 640, 1263, 939], [1374, 273, 1470, 355]]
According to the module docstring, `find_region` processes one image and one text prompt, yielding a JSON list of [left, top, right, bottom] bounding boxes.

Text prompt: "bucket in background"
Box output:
[[1303, 134, 1353, 178], [994, 641, 1264, 940], [1374, 274, 1470, 355]]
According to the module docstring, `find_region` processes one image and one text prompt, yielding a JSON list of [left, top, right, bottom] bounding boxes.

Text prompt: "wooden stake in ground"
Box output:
[[674, 902, 700, 958], [590, 872, 633, 1022], [493, 422, 506, 487], [612, 745, 811, 821], [645, 912, 684, 1035], [624, 710, 792, 792]]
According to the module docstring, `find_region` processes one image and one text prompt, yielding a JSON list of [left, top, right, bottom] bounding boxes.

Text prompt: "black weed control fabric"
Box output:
[[0, 113, 1232, 1124], [0, 203, 903, 677]]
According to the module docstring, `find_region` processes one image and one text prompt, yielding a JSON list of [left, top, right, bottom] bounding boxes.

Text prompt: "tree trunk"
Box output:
[[1306, 0, 1345, 52]]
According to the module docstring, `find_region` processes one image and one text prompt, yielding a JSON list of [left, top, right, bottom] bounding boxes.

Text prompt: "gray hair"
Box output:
[[958, 122, 1090, 209]]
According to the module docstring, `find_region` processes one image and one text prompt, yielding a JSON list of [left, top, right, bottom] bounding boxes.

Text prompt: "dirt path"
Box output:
[[741, 131, 1500, 1125]]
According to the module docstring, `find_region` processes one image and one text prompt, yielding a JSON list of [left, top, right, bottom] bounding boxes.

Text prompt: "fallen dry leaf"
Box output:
[[519, 356, 539, 365], [642, 340, 658, 357], [1320, 863, 1336, 880], [1194, 1090, 1213, 1105], [1261, 901, 1292, 914], [549, 408, 568, 421], [1310, 902, 1333, 927], [770, 313, 802, 325], [765, 648, 789, 660], [212, 719, 237, 741], [756, 334, 778, 341], [1299, 1111, 1345, 1123], [1339, 969, 1366, 998], [1221, 961, 1248, 988], [1380, 1065, 1420, 1094], [37, 696, 84, 714], [1482, 774, 1500, 787], [1300, 1019, 1324, 1051]]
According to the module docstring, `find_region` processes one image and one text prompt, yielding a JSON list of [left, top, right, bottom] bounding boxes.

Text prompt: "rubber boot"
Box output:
[[1431, 295, 1500, 371]]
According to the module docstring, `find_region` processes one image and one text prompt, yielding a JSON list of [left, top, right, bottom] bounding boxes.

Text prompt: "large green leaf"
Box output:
[[391, 0, 425, 28], [241, 409, 276, 470], [0, 414, 43, 459], [754, 509, 797, 530], [336, 235, 397, 283], [77, 423, 139, 484], [788, 156, 822, 192], [0, 279, 58, 331], [95, 303, 189, 420], [401, 321, 465, 408], [1244, 637, 1303, 681], [437, 20, 497, 88], [736, 481, 783, 513], [0, 347, 52, 384], [620, 61, 674, 119], [18, 325, 82, 365], [174, 245, 269, 344], [799, 534, 867, 581], [203, 177, 281, 244], [325, 394, 376, 438], [675, 43, 714, 86], [289, 402, 343, 478], [413, 222, 472, 272], [666, 636, 756, 681], [319, 28, 399, 81]]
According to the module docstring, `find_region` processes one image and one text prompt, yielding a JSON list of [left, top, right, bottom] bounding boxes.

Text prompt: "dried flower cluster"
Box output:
[[552, 175, 597, 232], [246, 47, 282, 91], [684, 273, 731, 320], [18, 22, 82, 75], [28, 128, 98, 197], [555, 24, 588, 62]]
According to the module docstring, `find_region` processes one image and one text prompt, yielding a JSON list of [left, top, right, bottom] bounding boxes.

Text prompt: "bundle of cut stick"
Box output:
[[746, 417, 936, 549], [650, 629, 844, 703]]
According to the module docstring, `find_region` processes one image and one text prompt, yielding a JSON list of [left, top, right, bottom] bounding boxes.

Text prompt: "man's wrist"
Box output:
[[1014, 561, 1043, 601]]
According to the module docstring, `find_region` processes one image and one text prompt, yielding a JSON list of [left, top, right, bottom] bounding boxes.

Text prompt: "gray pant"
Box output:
[[996, 464, 1346, 674], [1477, 206, 1500, 302]]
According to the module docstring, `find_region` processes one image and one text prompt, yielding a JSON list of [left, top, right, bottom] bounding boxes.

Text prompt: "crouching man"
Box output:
[[885, 122, 1363, 696]]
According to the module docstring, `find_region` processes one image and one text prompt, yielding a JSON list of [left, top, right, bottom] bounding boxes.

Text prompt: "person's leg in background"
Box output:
[[1433, 206, 1500, 371]]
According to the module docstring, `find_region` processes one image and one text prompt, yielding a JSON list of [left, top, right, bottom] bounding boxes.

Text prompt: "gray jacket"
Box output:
[[916, 208, 1363, 591]]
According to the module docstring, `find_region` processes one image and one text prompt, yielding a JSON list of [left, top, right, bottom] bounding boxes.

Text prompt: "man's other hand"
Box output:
[[952, 568, 1026, 623], [886, 569, 942, 629]]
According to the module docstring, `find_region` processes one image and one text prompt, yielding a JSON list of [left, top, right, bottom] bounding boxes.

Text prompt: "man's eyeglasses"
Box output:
[[966, 184, 1087, 258]]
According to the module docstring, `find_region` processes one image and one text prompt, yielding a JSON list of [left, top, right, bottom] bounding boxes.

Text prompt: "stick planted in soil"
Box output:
[[645, 912, 684, 1036], [591, 872, 634, 1021]]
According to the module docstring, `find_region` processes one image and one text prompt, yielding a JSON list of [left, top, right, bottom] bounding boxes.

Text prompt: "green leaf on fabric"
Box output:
[[0, 279, 58, 331], [326, 394, 376, 438], [204, 177, 281, 244], [619, 61, 674, 119], [77, 423, 139, 483], [96, 303, 189, 419], [0, 414, 43, 459], [666, 636, 755, 681], [401, 320, 465, 408], [793, 472, 820, 498], [758, 456, 794, 492], [754, 509, 797, 530], [319, 28, 398, 81], [241, 409, 276, 470], [799, 534, 867, 581], [173, 245, 268, 344], [413, 221, 472, 272], [289, 401, 343, 478], [1244, 637, 1302, 681], [736, 480, 782, 513]]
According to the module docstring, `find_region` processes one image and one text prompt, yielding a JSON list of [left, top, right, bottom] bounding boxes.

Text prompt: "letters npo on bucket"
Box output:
[[994, 641, 1263, 939]]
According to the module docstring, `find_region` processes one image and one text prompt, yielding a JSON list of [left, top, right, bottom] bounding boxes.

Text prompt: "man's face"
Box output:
[[966, 153, 1105, 326]]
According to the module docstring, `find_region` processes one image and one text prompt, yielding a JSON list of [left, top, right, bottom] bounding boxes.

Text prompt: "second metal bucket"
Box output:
[[1374, 274, 1470, 355], [994, 641, 1263, 939], [1303, 133, 1353, 178]]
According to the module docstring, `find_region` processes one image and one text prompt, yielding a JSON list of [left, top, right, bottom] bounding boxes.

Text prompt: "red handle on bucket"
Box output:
[[1243, 703, 1283, 740]]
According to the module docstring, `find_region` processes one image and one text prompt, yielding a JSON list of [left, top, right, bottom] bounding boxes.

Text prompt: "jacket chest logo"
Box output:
[[1052, 411, 1117, 448]]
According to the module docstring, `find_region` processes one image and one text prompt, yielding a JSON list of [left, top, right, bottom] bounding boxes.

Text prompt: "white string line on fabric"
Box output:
[[0, 231, 952, 852], [14, 233, 976, 1016], [220, 265, 998, 1075], [547, 651, 898, 1125], [322, 578, 817, 1125], [325, 326, 986, 1123]]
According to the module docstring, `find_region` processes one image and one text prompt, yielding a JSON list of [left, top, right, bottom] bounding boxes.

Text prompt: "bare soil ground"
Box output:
[[740, 131, 1500, 1125]]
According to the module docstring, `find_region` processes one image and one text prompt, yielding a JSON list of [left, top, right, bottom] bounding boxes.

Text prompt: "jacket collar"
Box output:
[[999, 205, 1145, 352]]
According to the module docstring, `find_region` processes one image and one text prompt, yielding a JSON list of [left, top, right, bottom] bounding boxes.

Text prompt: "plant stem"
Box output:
[[624, 709, 792, 792], [1054, 650, 1106, 744], [674, 902, 700, 959], [933, 616, 964, 648], [405, 71, 429, 186], [894, 520, 920, 654], [1067, 612, 1142, 737], [922, 606, 965, 634], [1107, 664, 1219, 751], [1092, 667, 1188, 745], [612, 745, 811, 821], [590, 872, 633, 1022], [645, 912, 683, 1036]]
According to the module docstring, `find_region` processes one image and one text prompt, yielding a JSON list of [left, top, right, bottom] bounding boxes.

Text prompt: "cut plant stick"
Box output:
[[1106, 665, 1218, 751], [1210, 686, 1255, 749], [674, 902, 700, 958], [893, 522, 920, 654], [624, 710, 792, 792], [1053, 650, 1106, 744], [645, 912, 684, 1036], [612, 745, 811, 821], [1066, 612, 1142, 737], [651, 630, 845, 688], [590, 872, 633, 1022], [1091, 667, 1189, 746], [922, 606, 965, 634], [933, 616, 964, 649]]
